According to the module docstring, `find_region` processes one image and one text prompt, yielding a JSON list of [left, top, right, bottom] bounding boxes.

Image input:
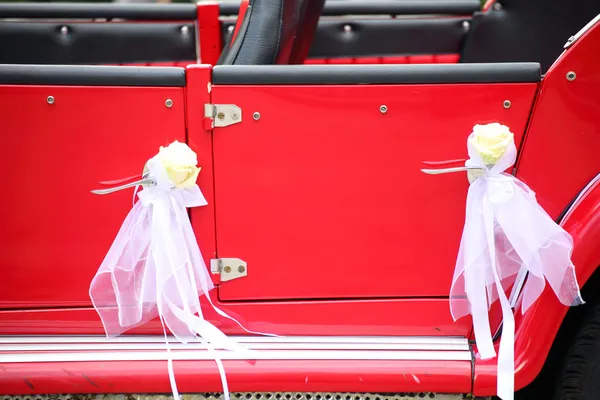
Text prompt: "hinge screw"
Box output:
[[253, 112, 261, 121], [567, 71, 577, 81], [217, 112, 226, 120], [503, 100, 511, 109], [238, 265, 246, 273], [47, 96, 55, 104], [232, 112, 240, 121], [224, 266, 232, 273], [380, 105, 388, 114], [165, 99, 173, 108]]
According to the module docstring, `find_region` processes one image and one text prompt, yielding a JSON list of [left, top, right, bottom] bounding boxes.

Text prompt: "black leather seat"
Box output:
[[460, 0, 600, 73], [218, 0, 325, 65]]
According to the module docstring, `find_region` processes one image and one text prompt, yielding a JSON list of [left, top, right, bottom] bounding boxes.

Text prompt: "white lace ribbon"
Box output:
[[450, 134, 584, 400], [90, 154, 272, 400]]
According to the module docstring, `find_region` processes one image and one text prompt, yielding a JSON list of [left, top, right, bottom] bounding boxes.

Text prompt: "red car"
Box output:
[[0, 1, 599, 400]]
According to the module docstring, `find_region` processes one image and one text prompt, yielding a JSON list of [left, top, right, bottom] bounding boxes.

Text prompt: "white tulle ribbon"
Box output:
[[450, 133, 584, 400], [90, 154, 272, 400]]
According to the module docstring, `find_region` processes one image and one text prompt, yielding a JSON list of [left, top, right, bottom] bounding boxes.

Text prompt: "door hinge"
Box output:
[[210, 258, 248, 282], [204, 104, 242, 128]]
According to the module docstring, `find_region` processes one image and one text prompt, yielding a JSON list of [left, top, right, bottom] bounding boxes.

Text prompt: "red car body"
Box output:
[[0, 1, 599, 399]]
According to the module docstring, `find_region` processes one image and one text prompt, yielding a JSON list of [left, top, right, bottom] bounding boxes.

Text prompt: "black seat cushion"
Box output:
[[460, 0, 600, 73], [219, 0, 322, 65]]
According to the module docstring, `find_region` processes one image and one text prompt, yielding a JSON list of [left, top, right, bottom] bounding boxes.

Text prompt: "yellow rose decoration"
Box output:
[[469, 123, 514, 165], [158, 141, 201, 188]]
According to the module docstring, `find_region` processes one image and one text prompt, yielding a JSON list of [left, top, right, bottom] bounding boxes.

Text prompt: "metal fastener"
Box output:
[[343, 25, 352, 33], [231, 112, 240, 121], [217, 112, 226, 120], [493, 2, 502, 11], [60, 26, 69, 35], [228, 25, 235, 34], [224, 266, 232, 273], [462, 21, 470, 30], [253, 112, 261, 121], [567, 71, 577, 81], [238, 265, 246, 273], [165, 99, 173, 108], [180, 26, 189, 35], [380, 105, 388, 114], [503, 100, 511, 109], [47, 96, 55, 105]]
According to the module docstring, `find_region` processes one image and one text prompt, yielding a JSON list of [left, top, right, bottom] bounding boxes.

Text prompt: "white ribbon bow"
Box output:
[[90, 154, 269, 400], [450, 133, 584, 400]]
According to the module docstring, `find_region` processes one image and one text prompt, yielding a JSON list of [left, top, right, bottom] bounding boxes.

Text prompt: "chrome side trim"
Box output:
[[0, 349, 471, 363], [565, 13, 600, 48], [0, 342, 468, 352], [0, 335, 468, 345], [0, 335, 471, 363], [560, 172, 600, 225]]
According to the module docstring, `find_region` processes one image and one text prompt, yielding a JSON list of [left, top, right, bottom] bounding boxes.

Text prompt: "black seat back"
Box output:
[[219, 0, 323, 65], [460, 0, 600, 73]]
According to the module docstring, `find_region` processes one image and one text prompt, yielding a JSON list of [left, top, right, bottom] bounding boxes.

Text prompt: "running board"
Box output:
[[0, 335, 475, 396]]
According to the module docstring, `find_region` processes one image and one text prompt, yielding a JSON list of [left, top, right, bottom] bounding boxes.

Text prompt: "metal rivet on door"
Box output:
[[165, 99, 173, 108], [567, 71, 577, 81], [380, 105, 388, 114], [503, 100, 511, 109], [253, 112, 261, 121], [47, 96, 55, 105]]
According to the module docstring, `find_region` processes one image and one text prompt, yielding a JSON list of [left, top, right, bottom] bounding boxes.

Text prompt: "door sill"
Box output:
[[0, 335, 473, 395], [0, 335, 471, 362]]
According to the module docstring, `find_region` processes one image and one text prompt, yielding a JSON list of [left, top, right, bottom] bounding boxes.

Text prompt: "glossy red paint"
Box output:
[[516, 19, 600, 220], [0, 85, 186, 309], [0, 296, 472, 337], [0, 359, 471, 395], [305, 54, 460, 65], [473, 176, 600, 395], [482, 0, 495, 12], [211, 82, 537, 302], [186, 64, 219, 284], [197, 1, 222, 65], [473, 20, 600, 395], [231, 0, 250, 46]]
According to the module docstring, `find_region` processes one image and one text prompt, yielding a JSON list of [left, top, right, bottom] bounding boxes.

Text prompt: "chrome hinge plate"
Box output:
[[204, 104, 242, 128], [210, 258, 248, 282]]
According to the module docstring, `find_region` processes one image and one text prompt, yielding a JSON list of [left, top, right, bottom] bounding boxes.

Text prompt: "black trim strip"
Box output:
[[0, 3, 196, 20], [219, 0, 481, 16], [213, 63, 541, 85], [321, 0, 481, 16], [0, 65, 185, 87], [0, 22, 196, 65], [0, 0, 480, 20]]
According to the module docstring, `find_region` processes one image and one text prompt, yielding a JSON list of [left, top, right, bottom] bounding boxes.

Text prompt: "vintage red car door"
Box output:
[[207, 64, 540, 302]]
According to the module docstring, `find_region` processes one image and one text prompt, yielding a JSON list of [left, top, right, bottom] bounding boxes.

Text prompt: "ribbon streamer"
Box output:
[[449, 133, 584, 400], [90, 153, 271, 400]]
